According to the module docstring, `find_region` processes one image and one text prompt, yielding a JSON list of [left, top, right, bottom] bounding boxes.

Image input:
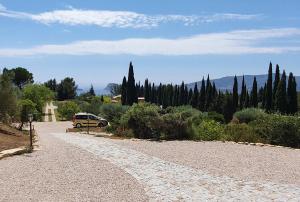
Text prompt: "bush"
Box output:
[[191, 119, 224, 141], [223, 123, 264, 143], [57, 101, 80, 120], [250, 114, 300, 148], [120, 103, 161, 139], [234, 108, 266, 124], [206, 111, 225, 123], [100, 104, 128, 121]]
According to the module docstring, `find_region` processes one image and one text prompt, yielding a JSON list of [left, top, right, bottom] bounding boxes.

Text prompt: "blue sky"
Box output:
[[0, 0, 300, 89]]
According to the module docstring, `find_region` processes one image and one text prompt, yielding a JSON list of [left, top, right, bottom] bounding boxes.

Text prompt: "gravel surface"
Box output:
[[113, 139, 300, 185], [0, 122, 148, 202], [1, 122, 300, 201], [55, 131, 300, 201]]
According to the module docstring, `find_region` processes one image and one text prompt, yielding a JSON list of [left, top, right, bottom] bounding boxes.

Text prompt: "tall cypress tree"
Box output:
[[250, 77, 258, 107], [157, 83, 163, 105], [205, 75, 212, 110], [126, 62, 137, 105], [191, 83, 199, 108], [240, 75, 246, 109], [144, 79, 149, 102], [179, 81, 185, 105], [273, 64, 280, 107], [275, 70, 287, 113], [184, 86, 189, 105], [287, 73, 298, 114], [232, 75, 239, 111], [265, 62, 273, 111], [121, 76, 127, 105], [188, 88, 193, 105], [199, 78, 206, 111]]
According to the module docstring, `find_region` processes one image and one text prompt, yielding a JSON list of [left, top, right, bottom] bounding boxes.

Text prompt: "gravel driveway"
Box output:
[[1, 122, 300, 201]]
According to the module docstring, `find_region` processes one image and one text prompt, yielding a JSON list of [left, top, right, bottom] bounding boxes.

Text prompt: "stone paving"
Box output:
[[52, 132, 300, 201]]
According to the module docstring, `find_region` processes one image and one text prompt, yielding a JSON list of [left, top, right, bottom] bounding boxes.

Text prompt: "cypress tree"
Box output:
[[250, 77, 258, 107], [179, 81, 185, 105], [126, 62, 137, 105], [232, 75, 239, 111], [121, 76, 127, 105], [223, 92, 235, 123], [89, 84, 96, 96], [205, 75, 212, 110], [144, 79, 149, 102], [275, 70, 287, 113], [287, 73, 298, 114], [199, 78, 206, 111], [184, 86, 189, 105], [262, 83, 267, 108], [151, 83, 156, 103], [273, 64, 280, 107], [157, 83, 163, 105], [245, 90, 250, 108], [188, 88, 193, 105], [191, 83, 199, 108], [258, 86, 264, 104], [240, 75, 246, 109], [265, 62, 273, 111]]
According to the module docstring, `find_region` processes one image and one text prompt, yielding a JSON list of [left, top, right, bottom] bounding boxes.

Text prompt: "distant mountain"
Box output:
[[188, 74, 300, 92], [102, 83, 119, 95]]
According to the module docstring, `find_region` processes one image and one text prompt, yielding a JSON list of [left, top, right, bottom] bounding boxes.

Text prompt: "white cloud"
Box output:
[[0, 28, 299, 57], [0, 4, 260, 28]]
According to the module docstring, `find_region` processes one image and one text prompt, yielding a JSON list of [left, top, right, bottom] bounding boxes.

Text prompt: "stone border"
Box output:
[[224, 141, 300, 151], [0, 146, 31, 160]]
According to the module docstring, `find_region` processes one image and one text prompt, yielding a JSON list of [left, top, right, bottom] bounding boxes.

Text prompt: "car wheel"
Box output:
[[76, 123, 82, 128]]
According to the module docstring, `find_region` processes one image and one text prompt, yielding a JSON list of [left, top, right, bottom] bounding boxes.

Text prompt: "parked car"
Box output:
[[73, 113, 108, 128]]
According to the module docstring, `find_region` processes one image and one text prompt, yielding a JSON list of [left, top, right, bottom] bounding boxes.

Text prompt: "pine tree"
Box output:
[[275, 70, 287, 113], [89, 85, 95, 96], [121, 76, 127, 105], [273, 64, 280, 107], [265, 62, 273, 111], [126, 62, 137, 105], [250, 77, 258, 107], [199, 78, 206, 111], [232, 75, 239, 111], [287, 73, 298, 114], [191, 83, 199, 108]]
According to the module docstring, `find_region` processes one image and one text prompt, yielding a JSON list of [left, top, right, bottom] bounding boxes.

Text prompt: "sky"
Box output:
[[0, 0, 300, 89]]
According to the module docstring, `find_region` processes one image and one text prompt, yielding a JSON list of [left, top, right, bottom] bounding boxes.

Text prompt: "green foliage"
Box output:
[[120, 103, 161, 139], [0, 73, 18, 122], [250, 114, 300, 148], [206, 111, 225, 123], [190, 119, 224, 141], [160, 106, 201, 140], [57, 77, 77, 100], [3, 67, 34, 89], [57, 101, 80, 120], [234, 108, 266, 124], [223, 123, 263, 143], [22, 84, 54, 116]]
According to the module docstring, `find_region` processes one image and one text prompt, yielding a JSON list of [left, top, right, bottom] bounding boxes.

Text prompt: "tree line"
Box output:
[[121, 62, 298, 122]]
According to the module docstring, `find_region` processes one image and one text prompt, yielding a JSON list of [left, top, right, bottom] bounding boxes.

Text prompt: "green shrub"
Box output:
[[120, 103, 161, 139], [99, 104, 129, 132], [57, 101, 80, 120], [206, 111, 225, 123], [191, 119, 224, 141], [250, 114, 300, 148], [223, 123, 264, 143], [234, 108, 266, 123]]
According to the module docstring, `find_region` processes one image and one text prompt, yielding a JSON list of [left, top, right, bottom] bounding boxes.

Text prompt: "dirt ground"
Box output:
[[0, 123, 29, 152]]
